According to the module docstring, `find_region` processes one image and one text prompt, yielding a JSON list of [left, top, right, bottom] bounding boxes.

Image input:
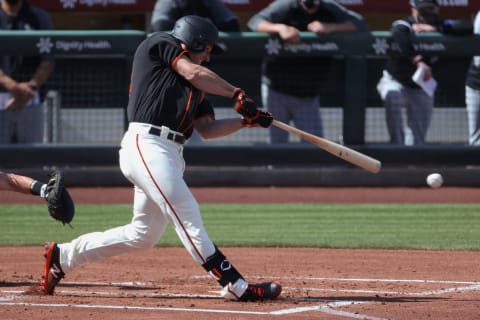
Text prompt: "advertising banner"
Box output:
[[28, 0, 476, 13]]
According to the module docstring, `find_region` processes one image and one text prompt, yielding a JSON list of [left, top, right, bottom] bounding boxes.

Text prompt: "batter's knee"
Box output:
[[125, 223, 162, 249]]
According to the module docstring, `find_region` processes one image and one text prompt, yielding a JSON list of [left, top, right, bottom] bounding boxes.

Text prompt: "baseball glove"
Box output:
[[45, 171, 75, 226]]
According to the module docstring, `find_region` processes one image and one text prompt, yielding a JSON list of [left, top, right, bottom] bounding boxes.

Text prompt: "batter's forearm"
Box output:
[[195, 117, 244, 140], [188, 65, 238, 98]]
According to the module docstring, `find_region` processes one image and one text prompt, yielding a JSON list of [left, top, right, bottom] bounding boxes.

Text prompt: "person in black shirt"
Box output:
[[465, 11, 480, 146], [41, 15, 281, 302], [377, 0, 473, 145], [376, 0, 443, 145], [150, 0, 240, 32], [0, 0, 54, 143], [247, 0, 367, 143]]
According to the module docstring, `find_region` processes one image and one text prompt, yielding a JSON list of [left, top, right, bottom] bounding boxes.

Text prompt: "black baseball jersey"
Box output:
[[385, 17, 437, 88], [0, 1, 53, 89], [127, 32, 215, 139], [386, 16, 472, 88], [247, 0, 367, 97]]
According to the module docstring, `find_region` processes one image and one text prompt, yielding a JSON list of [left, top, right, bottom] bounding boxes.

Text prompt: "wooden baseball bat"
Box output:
[[272, 120, 381, 174]]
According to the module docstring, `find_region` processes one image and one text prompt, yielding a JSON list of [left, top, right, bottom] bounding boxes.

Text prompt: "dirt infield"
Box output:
[[2, 186, 480, 204], [1, 187, 479, 320]]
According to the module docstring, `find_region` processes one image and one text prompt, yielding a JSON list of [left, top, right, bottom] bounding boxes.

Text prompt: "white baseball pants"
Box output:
[[58, 123, 216, 272]]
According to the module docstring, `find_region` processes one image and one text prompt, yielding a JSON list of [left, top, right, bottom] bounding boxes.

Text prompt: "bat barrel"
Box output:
[[272, 120, 382, 174]]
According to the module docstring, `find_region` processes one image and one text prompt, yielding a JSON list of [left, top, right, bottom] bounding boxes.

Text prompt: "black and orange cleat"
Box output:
[[239, 282, 282, 302], [41, 242, 64, 295]]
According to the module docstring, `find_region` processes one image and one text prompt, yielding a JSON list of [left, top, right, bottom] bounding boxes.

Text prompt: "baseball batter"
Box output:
[[42, 15, 281, 302]]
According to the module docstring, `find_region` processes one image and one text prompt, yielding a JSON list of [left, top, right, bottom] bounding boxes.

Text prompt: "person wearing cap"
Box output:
[[150, 0, 241, 32], [40, 15, 281, 302], [377, 0, 472, 145], [247, 0, 368, 143]]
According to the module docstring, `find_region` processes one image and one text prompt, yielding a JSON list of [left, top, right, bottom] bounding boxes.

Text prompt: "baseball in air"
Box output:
[[426, 173, 443, 189]]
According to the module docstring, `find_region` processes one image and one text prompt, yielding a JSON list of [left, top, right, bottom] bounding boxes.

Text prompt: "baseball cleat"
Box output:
[[239, 282, 282, 302], [41, 242, 64, 295]]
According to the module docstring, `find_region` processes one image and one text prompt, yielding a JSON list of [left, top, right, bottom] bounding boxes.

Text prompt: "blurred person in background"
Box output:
[[247, 0, 367, 143], [465, 11, 480, 146], [0, 0, 55, 143], [377, 0, 472, 145], [150, 0, 241, 32]]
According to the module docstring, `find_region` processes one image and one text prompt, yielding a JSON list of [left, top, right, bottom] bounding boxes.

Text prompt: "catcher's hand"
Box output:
[[45, 171, 75, 226]]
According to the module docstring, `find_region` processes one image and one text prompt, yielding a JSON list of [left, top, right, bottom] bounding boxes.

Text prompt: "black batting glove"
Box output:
[[232, 88, 258, 118], [242, 111, 274, 128]]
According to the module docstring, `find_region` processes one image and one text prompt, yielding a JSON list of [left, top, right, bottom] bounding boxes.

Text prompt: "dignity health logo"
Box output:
[[265, 38, 338, 56], [60, 0, 137, 9], [36, 37, 54, 54], [36, 37, 112, 53]]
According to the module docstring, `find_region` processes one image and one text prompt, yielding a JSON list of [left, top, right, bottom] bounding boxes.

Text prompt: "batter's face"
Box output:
[[188, 43, 214, 65]]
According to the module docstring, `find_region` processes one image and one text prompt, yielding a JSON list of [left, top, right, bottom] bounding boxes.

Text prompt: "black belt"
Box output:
[[148, 127, 186, 144]]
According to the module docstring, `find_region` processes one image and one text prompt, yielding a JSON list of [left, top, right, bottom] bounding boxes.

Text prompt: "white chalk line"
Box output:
[[0, 280, 157, 288], [0, 289, 220, 299], [1, 278, 480, 319], [193, 274, 480, 285], [0, 301, 271, 315], [285, 284, 480, 297], [317, 301, 388, 320]]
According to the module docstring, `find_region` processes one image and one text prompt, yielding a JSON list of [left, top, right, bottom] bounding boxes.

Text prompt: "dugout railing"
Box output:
[[1, 30, 479, 145], [1, 30, 480, 186]]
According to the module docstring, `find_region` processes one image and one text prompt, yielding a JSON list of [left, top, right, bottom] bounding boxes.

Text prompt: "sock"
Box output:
[[202, 247, 244, 287]]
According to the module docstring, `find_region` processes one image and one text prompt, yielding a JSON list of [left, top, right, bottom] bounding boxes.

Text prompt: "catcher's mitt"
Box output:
[[45, 171, 75, 226]]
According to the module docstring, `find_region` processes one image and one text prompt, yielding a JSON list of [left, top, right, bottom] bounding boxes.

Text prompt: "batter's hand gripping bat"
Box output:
[[272, 120, 381, 174]]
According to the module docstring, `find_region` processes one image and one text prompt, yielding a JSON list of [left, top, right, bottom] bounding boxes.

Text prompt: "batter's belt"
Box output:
[[128, 122, 186, 144]]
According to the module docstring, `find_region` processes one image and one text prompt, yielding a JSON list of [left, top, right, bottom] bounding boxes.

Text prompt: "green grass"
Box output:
[[0, 203, 479, 250]]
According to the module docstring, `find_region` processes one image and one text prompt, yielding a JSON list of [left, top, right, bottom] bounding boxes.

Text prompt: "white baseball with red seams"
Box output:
[[426, 173, 443, 188]]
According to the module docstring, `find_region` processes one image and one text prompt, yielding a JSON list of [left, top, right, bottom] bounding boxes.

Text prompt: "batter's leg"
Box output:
[[130, 131, 255, 299], [58, 186, 168, 273]]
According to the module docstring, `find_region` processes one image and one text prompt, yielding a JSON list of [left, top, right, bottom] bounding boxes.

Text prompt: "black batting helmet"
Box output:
[[172, 15, 225, 54]]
